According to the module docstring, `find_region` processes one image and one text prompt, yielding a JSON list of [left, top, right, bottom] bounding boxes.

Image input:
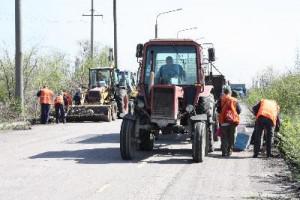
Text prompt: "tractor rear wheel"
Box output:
[[192, 122, 206, 163], [120, 117, 136, 160], [139, 130, 154, 151], [112, 102, 117, 121]]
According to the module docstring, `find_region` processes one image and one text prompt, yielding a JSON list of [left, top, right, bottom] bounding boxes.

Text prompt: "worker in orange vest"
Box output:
[[37, 85, 54, 124], [54, 92, 66, 124], [217, 86, 241, 157], [252, 99, 280, 158]]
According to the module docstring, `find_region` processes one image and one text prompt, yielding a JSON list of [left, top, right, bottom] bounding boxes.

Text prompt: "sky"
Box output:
[[1, 0, 300, 87]]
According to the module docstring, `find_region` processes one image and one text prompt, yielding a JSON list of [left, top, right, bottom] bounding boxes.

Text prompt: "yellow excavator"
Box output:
[[66, 67, 118, 122]]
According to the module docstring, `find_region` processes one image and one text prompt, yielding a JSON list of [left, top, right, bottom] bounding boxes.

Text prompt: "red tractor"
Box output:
[[120, 39, 216, 162]]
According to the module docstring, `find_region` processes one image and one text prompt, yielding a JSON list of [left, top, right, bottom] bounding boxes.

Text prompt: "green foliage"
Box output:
[[279, 116, 300, 168], [247, 73, 300, 115]]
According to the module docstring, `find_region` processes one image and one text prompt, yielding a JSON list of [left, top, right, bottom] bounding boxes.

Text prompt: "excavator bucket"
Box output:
[[66, 105, 112, 122]]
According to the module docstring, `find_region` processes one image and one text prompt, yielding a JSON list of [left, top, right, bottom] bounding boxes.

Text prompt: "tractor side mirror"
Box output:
[[108, 48, 114, 62], [208, 48, 215, 62], [136, 44, 143, 58]]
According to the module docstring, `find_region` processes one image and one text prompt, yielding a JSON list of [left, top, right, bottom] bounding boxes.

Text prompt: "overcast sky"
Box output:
[[1, 0, 300, 87]]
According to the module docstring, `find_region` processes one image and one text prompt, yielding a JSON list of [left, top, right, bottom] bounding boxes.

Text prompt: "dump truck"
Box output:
[[120, 39, 217, 162], [66, 67, 119, 122]]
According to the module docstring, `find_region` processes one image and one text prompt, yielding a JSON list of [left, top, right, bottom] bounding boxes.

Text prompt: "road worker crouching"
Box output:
[[252, 99, 280, 158]]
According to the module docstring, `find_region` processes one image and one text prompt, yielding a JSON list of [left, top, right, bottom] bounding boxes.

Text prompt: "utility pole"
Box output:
[[83, 0, 103, 59], [15, 0, 24, 113], [113, 0, 118, 69]]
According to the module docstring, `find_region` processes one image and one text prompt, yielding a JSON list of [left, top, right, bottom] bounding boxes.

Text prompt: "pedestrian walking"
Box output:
[[37, 85, 54, 124], [217, 86, 241, 157], [54, 92, 65, 124], [252, 99, 280, 158]]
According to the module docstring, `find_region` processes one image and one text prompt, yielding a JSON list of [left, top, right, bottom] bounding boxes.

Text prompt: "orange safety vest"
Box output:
[[54, 95, 64, 105], [39, 88, 54, 104], [219, 95, 240, 125], [256, 99, 279, 126]]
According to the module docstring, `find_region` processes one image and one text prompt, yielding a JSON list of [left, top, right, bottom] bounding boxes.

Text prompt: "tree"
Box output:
[[73, 40, 112, 87]]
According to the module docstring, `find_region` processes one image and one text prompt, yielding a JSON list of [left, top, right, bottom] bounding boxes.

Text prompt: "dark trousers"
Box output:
[[55, 104, 65, 123], [40, 104, 51, 124], [254, 116, 274, 157], [221, 125, 236, 155]]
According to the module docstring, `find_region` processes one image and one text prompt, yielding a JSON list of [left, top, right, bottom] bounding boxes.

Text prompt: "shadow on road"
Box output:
[[78, 133, 119, 144], [29, 146, 194, 165], [29, 148, 133, 164], [207, 153, 252, 160], [64, 133, 120, 144]]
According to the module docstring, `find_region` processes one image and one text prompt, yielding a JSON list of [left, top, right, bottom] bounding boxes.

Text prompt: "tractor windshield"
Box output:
[[89, 69, 111, 88], [145, 45, 197, 85]]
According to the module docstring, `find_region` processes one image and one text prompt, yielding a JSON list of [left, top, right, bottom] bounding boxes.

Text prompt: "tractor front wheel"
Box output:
[[120, 117, 136, 160], [192, 122, 206, 163]]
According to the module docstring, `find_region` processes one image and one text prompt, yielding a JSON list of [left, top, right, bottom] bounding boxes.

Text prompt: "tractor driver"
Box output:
[[97, 71, 107, 87], [157, 56, 185, 84]]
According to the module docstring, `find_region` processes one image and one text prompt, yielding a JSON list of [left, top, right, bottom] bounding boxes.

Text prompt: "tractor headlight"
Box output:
[[185, 104, 194, 113], [137, 99, 145, 108]]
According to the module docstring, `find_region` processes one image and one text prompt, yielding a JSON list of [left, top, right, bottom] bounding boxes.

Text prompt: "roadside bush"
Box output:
[[279, 117, 300, 167]]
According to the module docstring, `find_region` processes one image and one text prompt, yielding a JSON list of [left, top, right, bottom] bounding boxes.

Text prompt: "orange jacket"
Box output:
[[256, 99, 279, 126], [218, 95, 240, 125], [54, 95, 64, 105], [39, 88, 54, 104]]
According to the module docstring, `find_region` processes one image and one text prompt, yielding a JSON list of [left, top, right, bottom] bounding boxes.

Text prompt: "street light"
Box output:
[[155, 8, 183, 39], [177, 27, 198, 38]]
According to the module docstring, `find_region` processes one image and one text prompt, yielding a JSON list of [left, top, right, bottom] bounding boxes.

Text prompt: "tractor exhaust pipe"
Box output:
[[149, 50, 155, 93]]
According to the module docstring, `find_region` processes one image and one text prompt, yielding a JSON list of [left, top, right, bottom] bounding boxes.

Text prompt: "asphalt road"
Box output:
[[0, 109, 297, 200]]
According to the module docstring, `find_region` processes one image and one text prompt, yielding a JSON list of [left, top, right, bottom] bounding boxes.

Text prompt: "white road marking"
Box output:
[[137, 161, 147, 168], [96, 184, 111, 193]]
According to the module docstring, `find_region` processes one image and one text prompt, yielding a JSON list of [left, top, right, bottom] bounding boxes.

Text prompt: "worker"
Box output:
[[37, 85, 54, 124], [97, 71, 107, 87], [158, 56, 185, 84], [63, 91, 72, 112], [73, 88, 82, 105], [54, 92, 65, 124], [252, 99, 280, 158], [217, 86, 241, 157], [118, 71, 132, 92]]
